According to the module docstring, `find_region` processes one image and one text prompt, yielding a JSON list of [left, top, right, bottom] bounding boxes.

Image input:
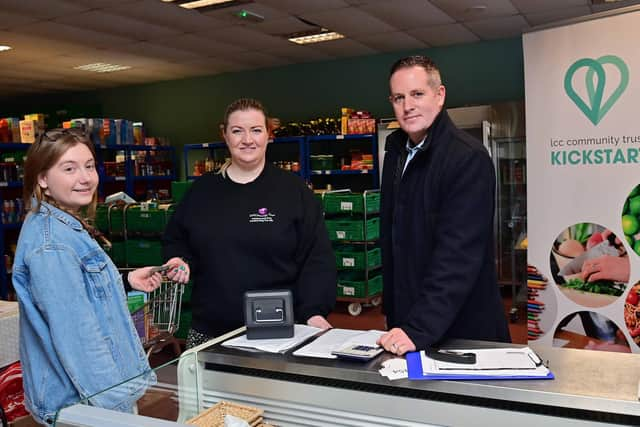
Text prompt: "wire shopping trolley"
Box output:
[[122, 269, 184, 358]]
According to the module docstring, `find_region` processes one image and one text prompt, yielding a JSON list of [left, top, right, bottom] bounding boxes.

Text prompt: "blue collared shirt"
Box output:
[[402, 136, 428, 176]]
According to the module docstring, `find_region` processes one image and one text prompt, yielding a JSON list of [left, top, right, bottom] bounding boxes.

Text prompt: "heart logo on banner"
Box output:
[[564, 55, 629, 125]]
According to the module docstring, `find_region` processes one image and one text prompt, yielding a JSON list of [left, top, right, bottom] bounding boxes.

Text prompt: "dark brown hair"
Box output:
[[23, 129, 98, 219], [389, 55, 442, 88]]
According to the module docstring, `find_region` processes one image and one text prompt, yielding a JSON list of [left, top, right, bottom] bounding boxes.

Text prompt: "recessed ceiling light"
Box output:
[[179, 0, 235, 9], [288, 30, 344, 45], [0, 45, 12, 52], [73, 63, 132, 73]]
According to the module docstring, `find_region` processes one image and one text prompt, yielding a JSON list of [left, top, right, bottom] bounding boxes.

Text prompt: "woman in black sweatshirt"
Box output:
[[163, 98, 336, 348]]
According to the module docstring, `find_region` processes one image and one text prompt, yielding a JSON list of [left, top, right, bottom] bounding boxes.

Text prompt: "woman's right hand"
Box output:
[[165, 257, 190, 284]]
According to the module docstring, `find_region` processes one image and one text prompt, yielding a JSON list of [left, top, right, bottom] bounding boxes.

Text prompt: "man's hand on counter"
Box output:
[[377, 328, 416, 356]]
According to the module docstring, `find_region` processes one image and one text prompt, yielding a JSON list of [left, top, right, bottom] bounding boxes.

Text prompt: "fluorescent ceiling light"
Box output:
[[73, 63, 132, 73], [0, 45, 12, 52], [288, 31, 344, 45], [179, 0, 234, 9]]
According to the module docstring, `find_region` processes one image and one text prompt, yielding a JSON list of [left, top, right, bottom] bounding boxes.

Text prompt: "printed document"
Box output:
[[421, 347, 550, 377], [293, 328, 385, 359], [221, 324, 321, 353]]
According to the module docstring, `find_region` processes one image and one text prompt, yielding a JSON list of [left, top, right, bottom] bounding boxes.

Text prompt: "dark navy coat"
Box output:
[[380, 110, 511, 350]]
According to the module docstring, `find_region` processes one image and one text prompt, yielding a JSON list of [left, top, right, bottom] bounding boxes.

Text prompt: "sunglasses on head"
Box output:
[[38, 127, 88, 144]]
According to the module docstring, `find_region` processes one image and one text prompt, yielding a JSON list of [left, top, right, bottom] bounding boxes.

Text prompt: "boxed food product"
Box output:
[[347, 118, 376, 135], [18, 120, 36, 143]]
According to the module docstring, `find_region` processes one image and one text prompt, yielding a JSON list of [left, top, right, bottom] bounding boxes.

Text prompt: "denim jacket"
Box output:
[[12, 202, 155, 425]]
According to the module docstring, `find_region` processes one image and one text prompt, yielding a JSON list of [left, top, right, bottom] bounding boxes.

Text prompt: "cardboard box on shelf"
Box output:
[[18, 120, 36, 143], [347, 118, 376, 135]]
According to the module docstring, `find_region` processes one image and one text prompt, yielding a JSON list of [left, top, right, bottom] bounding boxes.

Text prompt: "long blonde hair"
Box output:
[[217, 98, 270, 178]]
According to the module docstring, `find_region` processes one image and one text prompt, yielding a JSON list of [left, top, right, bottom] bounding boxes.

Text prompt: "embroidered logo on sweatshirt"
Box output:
[[249, 207, 275, 223]]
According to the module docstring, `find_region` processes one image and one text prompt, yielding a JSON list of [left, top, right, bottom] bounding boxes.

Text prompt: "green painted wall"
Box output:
[[1, 36, 523, 176]]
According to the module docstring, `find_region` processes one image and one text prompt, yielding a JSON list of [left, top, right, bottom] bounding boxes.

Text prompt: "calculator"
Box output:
[[331, 344, 384, 361]]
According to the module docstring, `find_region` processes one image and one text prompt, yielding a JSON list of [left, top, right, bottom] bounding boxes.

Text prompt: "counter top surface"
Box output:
[[198, 336, 640, 419]]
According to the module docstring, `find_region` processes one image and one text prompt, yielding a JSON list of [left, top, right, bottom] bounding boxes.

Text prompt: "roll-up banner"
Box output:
[[524, 7, 640, 353]]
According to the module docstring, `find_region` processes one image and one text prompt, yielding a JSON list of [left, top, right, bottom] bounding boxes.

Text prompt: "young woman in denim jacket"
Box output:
[[12, 129, 163, 425]]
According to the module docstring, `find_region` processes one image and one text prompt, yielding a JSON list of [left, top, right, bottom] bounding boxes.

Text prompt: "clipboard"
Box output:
[[406, 352, 555, 381]]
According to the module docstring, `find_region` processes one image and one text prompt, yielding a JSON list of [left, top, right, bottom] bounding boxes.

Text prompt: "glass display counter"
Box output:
[[55, 351, 198, 427], [54, 328, 640, 427]]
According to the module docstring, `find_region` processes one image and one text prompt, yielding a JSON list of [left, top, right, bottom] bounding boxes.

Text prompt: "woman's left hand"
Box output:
[[307, 315, 332, 329], [128, 267, 163, 292]]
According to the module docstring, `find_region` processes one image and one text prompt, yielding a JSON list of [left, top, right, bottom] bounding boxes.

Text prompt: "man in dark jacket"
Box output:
[[377, 55, 511, 355]]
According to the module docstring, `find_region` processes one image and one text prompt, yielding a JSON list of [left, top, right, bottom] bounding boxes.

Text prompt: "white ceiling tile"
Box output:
[[181, 57, 252, 74], [359, 0, 454, 29], [0, 10, 43, 30], [62, 0, 139, 8], [47, 52, 166, 70], [263, 45, 336, 62], [1, 0, 88, 19], [16, 21, 135, 48], [464, 15, 530, 40], [196, 26, 293, 50], [309, 38, 379, 57], [118, 41, 204, 62], [525, 6, 592, 27], [430, 0, 519, 22], [591, 0, 640, 12], [233, 51, 292, 68], [108, 0, 228, 32], [300, 7, 397, 36], [356, 31, 427, 52], [408, 23, 480, 46], [258, 0, 350, 14], [0, 30, 92, 56], [201, 2, 287, 21], [154, 33, 247, 56], [251, 16, 317, 36], [511, 0, 588, 14], [54, 10, 182, 41]]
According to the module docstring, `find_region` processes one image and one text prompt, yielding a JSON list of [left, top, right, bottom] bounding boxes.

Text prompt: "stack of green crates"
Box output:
[[322, 190, 383, 306]]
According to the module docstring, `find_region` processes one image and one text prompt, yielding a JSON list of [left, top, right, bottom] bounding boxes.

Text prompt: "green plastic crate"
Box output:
[[125, 204, 173, 234], [337, 272, 383, 298], [108, 205, 125, 235], [310, 154, 335, 170], [325, 217, 380, 241], [125, 239, 163, 266], [323, 192, 380, 215], [171, 181, 193, 204], [334, 246, 381, 269], [95, 205, 110, 233], [110, 241, 126, 266]]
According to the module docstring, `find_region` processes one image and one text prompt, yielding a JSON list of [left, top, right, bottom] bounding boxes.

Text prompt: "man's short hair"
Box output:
[[389, 55, 442, 88]]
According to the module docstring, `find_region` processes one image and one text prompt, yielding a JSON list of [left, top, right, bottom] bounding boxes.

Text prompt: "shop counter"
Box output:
[[56, 328, 640, 426]]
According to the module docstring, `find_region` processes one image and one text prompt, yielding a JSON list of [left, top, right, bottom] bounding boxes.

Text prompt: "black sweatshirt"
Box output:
[[163, 164, 336, 337]]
